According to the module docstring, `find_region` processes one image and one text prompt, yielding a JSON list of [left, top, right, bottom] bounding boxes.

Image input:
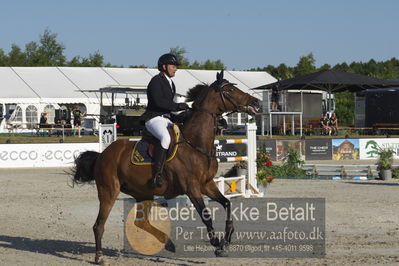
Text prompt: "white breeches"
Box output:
[[145, 116, 174, 149]]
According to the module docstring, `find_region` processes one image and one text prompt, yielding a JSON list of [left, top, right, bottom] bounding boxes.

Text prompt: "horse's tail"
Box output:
[[72, 151, 100, 184]]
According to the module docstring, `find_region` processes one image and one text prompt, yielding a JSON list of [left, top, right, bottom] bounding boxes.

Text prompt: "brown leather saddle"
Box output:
[[131, 124, 180, 165]]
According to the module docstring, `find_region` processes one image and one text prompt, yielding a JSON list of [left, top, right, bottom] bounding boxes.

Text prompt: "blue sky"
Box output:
[[1, 0, 398, 70]]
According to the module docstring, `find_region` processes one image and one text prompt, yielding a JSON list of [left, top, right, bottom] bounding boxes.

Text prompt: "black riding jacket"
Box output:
[[141, 73, 180, 122]]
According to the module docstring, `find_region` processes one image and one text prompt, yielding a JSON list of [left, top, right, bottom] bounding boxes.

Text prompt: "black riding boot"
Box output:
[[151, 145, 167, 187]]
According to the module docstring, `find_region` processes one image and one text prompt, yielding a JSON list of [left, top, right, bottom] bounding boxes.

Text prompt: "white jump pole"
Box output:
[[246, 122, 262, 197]]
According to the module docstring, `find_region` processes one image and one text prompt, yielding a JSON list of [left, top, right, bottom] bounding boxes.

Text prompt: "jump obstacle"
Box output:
[[213, 123, 263, 198]]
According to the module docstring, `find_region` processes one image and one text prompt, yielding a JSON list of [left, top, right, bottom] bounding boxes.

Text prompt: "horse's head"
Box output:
[[210, 70, 260, 115]]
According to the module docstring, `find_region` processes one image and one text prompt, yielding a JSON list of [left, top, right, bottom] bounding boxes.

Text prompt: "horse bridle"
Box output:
[[179, 81, 254, 161], [216, 81, 253, 115]]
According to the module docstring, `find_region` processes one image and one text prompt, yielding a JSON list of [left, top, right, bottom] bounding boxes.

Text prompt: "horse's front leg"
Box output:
[[202, 181, 234, 251], [186, 190, 220, 247]]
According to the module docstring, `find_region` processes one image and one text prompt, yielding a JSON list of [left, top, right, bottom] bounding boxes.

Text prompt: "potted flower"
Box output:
[[256, 169, 274, 194], [377, 147, 395, 180], [256, 150, 273, 168], [284, 148, 304, 168], [234, 160, 247, 177]]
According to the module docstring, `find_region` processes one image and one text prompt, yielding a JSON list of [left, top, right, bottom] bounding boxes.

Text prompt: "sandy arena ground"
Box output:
[[0, 167, 398, 266]]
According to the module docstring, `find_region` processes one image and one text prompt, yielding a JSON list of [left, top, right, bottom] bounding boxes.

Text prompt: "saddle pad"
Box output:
[[131, 124, 180, 165]]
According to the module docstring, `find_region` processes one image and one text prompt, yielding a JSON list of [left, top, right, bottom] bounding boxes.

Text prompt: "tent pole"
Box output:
[[261, 114, 265, 136], [269, 113, 272, 138], [300, 113, 303, 137]]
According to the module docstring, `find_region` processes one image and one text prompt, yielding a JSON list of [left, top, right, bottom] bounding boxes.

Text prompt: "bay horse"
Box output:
[[73, 71, 260, 264]]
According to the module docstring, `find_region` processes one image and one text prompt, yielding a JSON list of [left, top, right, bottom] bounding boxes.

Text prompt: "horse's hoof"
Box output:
[[95, 254, 109, 265], [165, 239, 176, 253], [210, 237, 220, 247], [215, 248, 228, 257]]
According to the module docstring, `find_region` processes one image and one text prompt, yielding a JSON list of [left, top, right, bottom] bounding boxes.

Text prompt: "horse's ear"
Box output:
[[216, 69, 224, 81], [216, 70, 224, 82]]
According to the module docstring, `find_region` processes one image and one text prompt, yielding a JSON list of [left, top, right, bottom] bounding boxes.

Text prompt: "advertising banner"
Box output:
[[257, 139, 277, 161], [276, 140, 305, 161], [0, 143, 99, 168], [214, 143, 247, 158], [124, 197, 326, 258], [305, 139, 332, 160], [332, 139, 359, 160], [359, 138, 399, 159], [99, 124, 117, 151]]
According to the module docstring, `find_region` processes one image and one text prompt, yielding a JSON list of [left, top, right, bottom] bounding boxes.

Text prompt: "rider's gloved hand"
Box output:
[[178, 103, 189, 111]]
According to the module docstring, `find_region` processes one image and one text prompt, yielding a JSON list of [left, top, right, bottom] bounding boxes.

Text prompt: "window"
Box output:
[[14, 106, 23, 122], [26, 105, 38, 129], [44, 105, 55, 124], [240, 113, 248, 124], [227, 113, 238, 126]]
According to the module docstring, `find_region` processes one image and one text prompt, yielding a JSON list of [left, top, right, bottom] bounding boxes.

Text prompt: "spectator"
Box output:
[[54, 119, 63, 136], [72, 106, 85, 137], [39, 112, 51, 135], [4, 110, 12, 124], [329, 112, 338, 135], [4, 110, 13, 131], [65, 117, 73, 136], [271, 87, 279, 111], [320, 113, 331, 135]]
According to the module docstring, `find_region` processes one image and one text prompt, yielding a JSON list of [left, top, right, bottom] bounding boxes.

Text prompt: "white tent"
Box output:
[[0, 67, 276, 132]]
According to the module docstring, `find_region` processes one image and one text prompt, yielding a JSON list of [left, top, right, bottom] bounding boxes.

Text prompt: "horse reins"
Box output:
[[178, 81, 253, 162]]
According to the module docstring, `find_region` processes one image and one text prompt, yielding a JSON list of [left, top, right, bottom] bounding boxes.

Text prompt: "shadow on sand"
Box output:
[[0, 235, 205, 265], [345, 181, 399, 186]]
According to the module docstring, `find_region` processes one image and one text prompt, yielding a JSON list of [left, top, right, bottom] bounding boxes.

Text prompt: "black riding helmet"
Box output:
[[157, 53, 180, 71]]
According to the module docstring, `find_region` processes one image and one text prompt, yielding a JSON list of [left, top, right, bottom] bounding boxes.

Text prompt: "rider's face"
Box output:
[[163, 64, 177, 77]]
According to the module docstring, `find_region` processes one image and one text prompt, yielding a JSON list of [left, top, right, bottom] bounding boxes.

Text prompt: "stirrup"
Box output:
[[151, 173, 163, 187]]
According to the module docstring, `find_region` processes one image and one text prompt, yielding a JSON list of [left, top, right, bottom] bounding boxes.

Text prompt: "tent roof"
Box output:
[[12, 67, 86, 98], [0, 67, 277, 103], [0, 68, 39, 98], [253, 69, 399, 93]]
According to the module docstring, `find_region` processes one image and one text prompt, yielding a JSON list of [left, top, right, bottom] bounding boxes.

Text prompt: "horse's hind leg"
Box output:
[[133, 199, 175, 252], [93, 183, 120, 265]]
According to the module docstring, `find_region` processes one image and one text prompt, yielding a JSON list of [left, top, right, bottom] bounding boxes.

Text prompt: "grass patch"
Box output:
[[0, 134, 98, 144], [1, 132, 398, 144]]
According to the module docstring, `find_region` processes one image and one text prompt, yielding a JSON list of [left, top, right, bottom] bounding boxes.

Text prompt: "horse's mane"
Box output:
[[185, 83, 209, 103]]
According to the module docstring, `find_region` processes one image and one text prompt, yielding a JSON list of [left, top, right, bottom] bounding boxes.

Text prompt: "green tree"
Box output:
[[36, 29, 66, 66], [332, 62, 350, 72], [25, 41, 40, 66], [334, 91, 355, 125], [129, 64, 148, 68], [169, 46, 225, 70], [319, 63, 331, 71], [381, 58, 399, 79], [169, 46, 190, 68], [67, 52, 108, 67], [201, 59, 225, 70], [0, 48, 7, 66], [67, 56, 83, 67], [81, 51, 104, 67], [294, 53, 316, 76], [276, 63, 294, 79], [8, 44, 26, 66]]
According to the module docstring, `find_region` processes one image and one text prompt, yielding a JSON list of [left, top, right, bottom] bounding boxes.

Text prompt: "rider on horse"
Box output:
[[141, 53, 190, 187]]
